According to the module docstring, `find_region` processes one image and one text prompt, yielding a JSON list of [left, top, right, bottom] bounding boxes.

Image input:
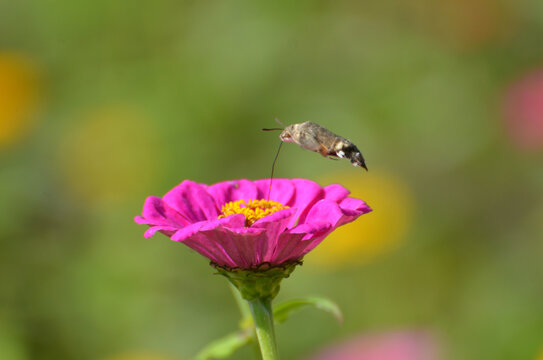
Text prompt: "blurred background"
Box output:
[[1, 0, 543, 359]]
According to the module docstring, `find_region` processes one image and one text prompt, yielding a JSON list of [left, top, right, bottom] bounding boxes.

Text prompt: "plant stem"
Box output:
[[228, 282, 252, 321], [248, 298, 279, 360]]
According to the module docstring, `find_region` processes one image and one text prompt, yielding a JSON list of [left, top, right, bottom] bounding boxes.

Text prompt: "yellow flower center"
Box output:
[[219, 199, 288, 227]]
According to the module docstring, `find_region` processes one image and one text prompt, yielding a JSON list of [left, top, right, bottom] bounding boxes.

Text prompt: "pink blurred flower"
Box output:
[[505, 67, 543, 150], [135, 178, 371, 269], [305, 331, 440, 360]]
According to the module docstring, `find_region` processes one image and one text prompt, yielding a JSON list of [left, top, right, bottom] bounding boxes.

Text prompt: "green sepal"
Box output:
[[193, 330, 252, 360], [212, 261, 301, 301], [273, 296, 343, 324]]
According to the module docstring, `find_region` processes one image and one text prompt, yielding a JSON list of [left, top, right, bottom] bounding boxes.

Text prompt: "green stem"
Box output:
[[228, 282, 252, 321], [248, 298, 279, 360], [229, 282, 261, 358]]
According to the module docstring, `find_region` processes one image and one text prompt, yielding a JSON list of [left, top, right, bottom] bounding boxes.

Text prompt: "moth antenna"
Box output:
[[268, 141, 283, 200], [274, 118, 286, 127], [262, 128, 283, 131]]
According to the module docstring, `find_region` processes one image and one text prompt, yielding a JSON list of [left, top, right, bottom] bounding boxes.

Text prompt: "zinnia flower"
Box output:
[[135, 178, 371, 269]]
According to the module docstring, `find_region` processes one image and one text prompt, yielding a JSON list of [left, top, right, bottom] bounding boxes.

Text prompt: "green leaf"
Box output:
[[273, 297, 343, 324], [193, 330, 252, 360]]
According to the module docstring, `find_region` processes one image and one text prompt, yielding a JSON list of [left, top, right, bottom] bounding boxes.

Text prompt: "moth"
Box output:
[[264, 119, 368, 170]]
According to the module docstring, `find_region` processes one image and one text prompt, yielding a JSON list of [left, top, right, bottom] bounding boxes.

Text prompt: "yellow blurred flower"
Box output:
[[310, 170, 415, 267], [58, 107, 161, 205], [0, 52, 41, 148], [537, 347, 543, 360]]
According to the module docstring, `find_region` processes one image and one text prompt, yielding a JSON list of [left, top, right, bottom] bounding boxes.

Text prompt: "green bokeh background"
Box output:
[[1, 1, 543, 359]]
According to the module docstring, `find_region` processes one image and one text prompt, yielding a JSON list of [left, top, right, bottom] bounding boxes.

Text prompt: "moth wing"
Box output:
[[294, 132, 316, 149], [297, 132, 331, 157]]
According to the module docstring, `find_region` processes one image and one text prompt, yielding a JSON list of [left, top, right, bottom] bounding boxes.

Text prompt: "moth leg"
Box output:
[[317, 144, 342, 160], [317, 144, 331, 157]]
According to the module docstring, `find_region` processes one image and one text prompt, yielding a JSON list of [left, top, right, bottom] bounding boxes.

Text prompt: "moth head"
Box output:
[[279, 125, 296, 143]]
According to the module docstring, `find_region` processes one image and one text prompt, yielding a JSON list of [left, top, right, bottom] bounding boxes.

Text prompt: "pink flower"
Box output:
[[305, 331, 440, 360], [135, 178, 371, 269], [505, 67, 543, 151]]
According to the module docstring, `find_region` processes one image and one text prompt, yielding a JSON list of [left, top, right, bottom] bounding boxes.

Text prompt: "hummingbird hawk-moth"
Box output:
[[264, 119, 368, 170]]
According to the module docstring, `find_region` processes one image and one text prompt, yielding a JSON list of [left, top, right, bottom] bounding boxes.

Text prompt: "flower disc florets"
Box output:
[[219, 199, 289, 227]]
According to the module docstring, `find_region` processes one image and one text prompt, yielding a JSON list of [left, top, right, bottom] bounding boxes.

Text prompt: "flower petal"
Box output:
[[182, 233, 238, 267], [163, 180, 219, 221], [205, 180, 234, 208], [171, 214, 246, 242], [170, 214, 249, 267], [296, 198, 372, 255], [135, 196, 191, 227], [252, 207, 297, 262], [287, 179, 325, 226], [323, 183, 350, 202], [304, 198, 371, 228], [143, 225, 178, 238], [221, 227, 268, 267], [338, 197, 372, 226], [184, 227, 267, 268], [272, 221, 331, 264], [206, 179, 259, 207], [254, 178, 296, 205]]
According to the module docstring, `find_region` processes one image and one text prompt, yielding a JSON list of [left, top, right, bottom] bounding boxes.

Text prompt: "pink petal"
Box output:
[[304, 198, 370, 228], [205, 181, 234, 208], [252, 207, 297, 262], [182, 234, 238, 267], [163, 180, 219, 222], [170, 214, 270, 267], [254, 178, 296, 204], [271, 232, 306, 265], [287, 179, 325, 226], [134, 216, 147, 225], [171, 214, 246, 242], [206, 179, 260, 207], [295, 198, 371, 255], [323, 184, 350, 202], [222, 227, 267, 266], [184, 227, 267, 268], [296, 232, 329, 256], [136, 196, 191, 227], [272, 221, 331, 264], [338, 197, 372, 226], [171, 215, 254, 267], [230, 179, 259, 200], [302, 199, 343, 226], [143, 226, 178, 238]]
